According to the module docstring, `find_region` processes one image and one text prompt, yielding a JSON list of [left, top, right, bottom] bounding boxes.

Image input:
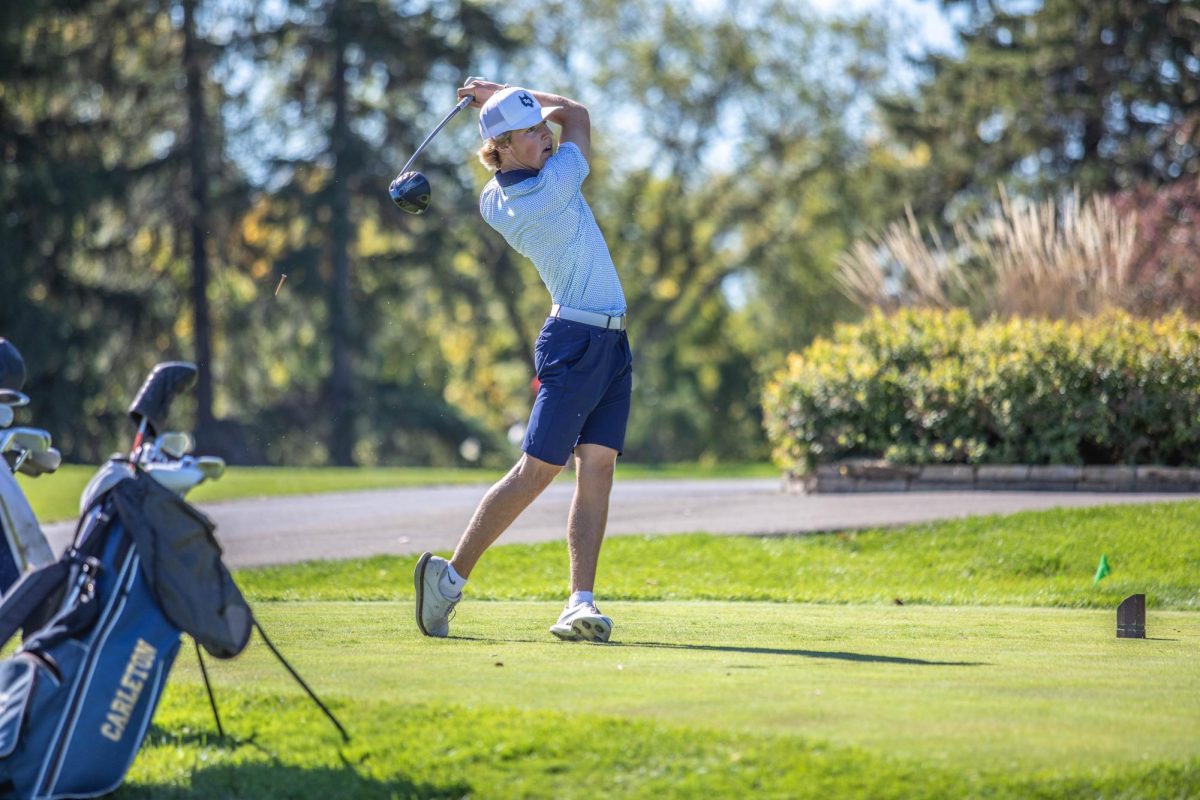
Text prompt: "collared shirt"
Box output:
[[479, 142, 626, 316]]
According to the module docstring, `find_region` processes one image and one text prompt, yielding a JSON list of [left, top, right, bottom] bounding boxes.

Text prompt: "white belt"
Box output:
[[550, 304, 627, 331]]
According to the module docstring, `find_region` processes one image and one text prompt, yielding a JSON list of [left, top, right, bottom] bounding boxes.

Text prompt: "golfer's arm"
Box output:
[[531, 91, 590, 161]]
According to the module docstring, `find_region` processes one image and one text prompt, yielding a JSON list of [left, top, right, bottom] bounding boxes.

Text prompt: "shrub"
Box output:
[[763, 309, 1200, 473]]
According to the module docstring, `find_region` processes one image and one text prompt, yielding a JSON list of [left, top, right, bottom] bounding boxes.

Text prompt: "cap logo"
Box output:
[[518, 93, 534, 108]]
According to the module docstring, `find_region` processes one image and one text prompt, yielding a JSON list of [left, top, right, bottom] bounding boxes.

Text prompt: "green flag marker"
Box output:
[[1094, 553, 1111, 584]]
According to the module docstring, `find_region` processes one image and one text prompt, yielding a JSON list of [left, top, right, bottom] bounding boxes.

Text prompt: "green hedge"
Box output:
[[763, 309, 1200, 474]]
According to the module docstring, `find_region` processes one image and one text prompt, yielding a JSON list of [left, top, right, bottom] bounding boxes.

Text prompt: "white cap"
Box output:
[[478, 87, 560, 141]]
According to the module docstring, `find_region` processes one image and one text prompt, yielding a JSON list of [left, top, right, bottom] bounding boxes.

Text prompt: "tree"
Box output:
[[885, 0, 1200, 218], [2, 0, 923, 465], [1112, 177, 1200, 315], [182, 0, 216, 445], [240, 0, 513, 464], [0, 0, 238, 461]]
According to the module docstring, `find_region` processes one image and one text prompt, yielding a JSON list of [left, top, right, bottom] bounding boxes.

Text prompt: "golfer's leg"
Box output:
[[566, 443, 618, 592], [450, 453, 562, 578]]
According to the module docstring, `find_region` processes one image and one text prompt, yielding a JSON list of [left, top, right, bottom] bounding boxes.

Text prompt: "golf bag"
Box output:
[[0, 467, 252, 800], [0, 361, 347, 800]]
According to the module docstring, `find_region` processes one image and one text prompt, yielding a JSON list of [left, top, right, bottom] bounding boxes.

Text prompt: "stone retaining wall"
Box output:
[[786, 459, 1200, 494]]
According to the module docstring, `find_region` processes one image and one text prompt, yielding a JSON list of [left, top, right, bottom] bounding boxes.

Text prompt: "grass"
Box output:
[[124, 602, 1199, 798], [236, 501, 1200, 610], [16, 461, 778, 523], [112, 501, 1200, 798]]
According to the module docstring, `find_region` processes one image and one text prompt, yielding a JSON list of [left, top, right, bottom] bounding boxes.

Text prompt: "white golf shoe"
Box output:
[[413, 552, 460, 637], [549, 602, 613, 643]]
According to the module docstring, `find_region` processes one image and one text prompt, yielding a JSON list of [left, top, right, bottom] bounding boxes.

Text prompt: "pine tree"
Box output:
[[243, 0, 512, 465], [884, 0, 1200, 217]]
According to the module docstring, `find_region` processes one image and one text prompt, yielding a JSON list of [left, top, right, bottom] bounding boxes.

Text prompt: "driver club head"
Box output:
[[389, 171, 432, 215]]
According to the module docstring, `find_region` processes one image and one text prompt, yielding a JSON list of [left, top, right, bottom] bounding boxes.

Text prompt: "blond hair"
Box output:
[[477, 131, 512, 171]]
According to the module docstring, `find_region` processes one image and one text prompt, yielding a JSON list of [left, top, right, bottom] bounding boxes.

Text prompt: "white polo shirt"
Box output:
[[479, 142, 627, 317]]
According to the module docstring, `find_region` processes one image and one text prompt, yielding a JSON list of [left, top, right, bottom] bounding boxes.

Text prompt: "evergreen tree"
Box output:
[[0, 0, 241, 461], [241, 0, 513, 465], [885, 0, 1200, 217]]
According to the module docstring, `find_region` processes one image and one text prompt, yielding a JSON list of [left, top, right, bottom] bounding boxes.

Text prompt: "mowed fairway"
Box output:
[[122, 503, 1200, 799]]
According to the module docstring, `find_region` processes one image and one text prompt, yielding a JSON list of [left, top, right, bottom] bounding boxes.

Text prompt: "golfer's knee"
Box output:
[[575, 448, 616, 486], [515, 453, 561, 492]]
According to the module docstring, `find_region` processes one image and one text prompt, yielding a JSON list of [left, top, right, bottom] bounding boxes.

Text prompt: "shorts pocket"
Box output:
[[567, 333, 602, 374], [535, 324, 595, 380], [533, 334, 549, 375]]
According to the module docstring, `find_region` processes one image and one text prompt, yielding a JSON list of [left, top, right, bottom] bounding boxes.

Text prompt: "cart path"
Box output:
[[42, 479, 1199, 568]]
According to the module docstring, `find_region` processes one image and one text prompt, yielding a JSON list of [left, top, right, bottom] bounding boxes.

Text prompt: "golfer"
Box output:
[[414, 79, 631, 643]]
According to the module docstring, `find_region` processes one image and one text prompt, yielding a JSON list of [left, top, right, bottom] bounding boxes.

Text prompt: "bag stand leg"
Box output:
[[253, 618, 350, 743], [194, 638, 225, 738]]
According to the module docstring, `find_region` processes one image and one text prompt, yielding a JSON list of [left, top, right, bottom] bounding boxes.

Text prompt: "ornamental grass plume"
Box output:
[[836, 186, 1138, 321]]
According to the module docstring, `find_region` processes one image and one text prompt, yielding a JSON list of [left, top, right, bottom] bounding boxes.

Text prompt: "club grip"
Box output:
[[460, 75, 488, 106]]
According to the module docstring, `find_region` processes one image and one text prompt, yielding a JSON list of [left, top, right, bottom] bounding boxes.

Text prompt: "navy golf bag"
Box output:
[[0, 467, 251, 799], [0, 361, 346, 800]]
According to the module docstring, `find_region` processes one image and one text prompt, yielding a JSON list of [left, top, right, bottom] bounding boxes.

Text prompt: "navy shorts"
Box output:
[[523, 317, 633, 466]]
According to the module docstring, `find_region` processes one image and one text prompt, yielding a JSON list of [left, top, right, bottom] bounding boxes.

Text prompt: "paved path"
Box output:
[[42, 479, 1199, 568]]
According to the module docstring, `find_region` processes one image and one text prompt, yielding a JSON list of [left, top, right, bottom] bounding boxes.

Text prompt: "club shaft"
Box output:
[[400, 95, 473, 175]]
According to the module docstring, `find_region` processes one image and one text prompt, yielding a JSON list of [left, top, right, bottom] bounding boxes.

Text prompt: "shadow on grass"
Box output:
[[453, 635, 984, 666], [617, 641, 985, 666], [120, 762, 469, 799], [146, 723, 269, 754]]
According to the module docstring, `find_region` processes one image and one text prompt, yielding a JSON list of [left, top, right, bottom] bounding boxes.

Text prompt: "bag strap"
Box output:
[[1, 498, 128, 651], [0, 558, 71, 648], [253, 618, 350, 743], [16, 555, 104, 653]]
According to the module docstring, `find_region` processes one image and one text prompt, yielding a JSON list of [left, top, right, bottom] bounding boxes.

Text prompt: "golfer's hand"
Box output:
[[458, 79, 504, 109]]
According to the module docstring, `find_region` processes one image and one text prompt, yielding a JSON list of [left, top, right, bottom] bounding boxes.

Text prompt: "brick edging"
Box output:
[[784, 459, 1200, 494]]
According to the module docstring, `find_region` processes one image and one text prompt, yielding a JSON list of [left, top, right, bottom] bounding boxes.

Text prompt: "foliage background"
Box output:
[[2, 0, 1197, 467]]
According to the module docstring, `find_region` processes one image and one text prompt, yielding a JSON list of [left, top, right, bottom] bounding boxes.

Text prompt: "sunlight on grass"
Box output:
[[236, 501, 1200, 610], [123, 601, 1200, 799], [16, 485, 1199, 798]]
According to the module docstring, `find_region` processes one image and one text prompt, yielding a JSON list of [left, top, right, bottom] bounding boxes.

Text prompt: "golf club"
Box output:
[[389, 77, 485, 214]]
